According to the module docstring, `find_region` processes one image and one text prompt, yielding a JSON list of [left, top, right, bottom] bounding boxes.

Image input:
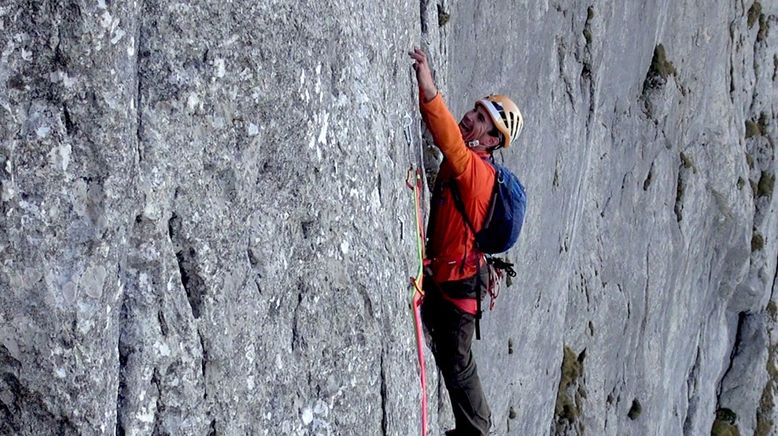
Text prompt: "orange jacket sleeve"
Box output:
[[418, 91, 472, 177]]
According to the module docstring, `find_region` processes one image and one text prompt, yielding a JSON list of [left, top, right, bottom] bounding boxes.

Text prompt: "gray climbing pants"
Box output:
[[422, 275, 491, 436]]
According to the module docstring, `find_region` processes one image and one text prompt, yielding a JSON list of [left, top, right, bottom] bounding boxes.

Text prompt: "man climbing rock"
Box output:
[[408, 47, 524, 436]]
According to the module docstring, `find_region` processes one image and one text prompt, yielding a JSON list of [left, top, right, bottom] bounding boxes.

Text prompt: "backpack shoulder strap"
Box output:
[[448, 182, 477, 236], [449, 156, 497, 236]]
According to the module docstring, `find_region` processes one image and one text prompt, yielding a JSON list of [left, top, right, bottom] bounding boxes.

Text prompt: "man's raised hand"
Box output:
[[408, 47, 438, 102]]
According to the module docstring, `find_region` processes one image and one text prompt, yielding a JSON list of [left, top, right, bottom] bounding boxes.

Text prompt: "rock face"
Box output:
[[448, 0, 778, 435], [0, 1, 775, 436]]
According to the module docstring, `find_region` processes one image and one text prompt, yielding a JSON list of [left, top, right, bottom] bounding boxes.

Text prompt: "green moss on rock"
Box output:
[[756, 345, 777, 436], [437, 4, 450, 27], [711, 408, 739, 435], [753, 232, 765, 251], [650, 44, 677, 80], [748, 1, 762, 28], [712, 420, 740, 436], [559, 346, 581, 394], [737, 177, 746, 190], [554, 346, 585, 431], [757, 13, 768, 42], [756, 385, 774, 436], [758, 171, 775, 198], [627, 399, 642, 420], [746, 119, 762, 138], [680, 152, 694, 169]]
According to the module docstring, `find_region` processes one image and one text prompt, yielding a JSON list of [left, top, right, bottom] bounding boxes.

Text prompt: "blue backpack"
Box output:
[[451, 161, 527, 254]]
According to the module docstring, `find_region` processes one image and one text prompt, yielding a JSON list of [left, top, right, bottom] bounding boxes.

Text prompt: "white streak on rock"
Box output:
[[111, 27, 125, 45], [187, 93, 200, 114], [248, 123, 259, 136], [36, 126, 50, 139], [317, 112, 329, 144], [215, 58, 225, 78], [59, 143, 71, 172], [100, 11, 112, 29], [301, 407, 313, 425]]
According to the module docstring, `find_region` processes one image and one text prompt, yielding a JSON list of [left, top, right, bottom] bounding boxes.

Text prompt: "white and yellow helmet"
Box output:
[[476, 95, 524, 149]]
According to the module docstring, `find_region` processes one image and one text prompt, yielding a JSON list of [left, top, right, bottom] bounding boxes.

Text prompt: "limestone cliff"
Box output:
[[0, 1, 776, 435]]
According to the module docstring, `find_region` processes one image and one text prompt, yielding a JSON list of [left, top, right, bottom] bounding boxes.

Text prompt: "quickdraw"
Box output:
[[404, 113, 428, 436]]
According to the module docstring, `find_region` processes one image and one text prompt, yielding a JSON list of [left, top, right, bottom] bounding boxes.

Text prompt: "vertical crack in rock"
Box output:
[[718, 312, 748, 398], [674, 166, 685, 223], [379, 349, 388, 435], [169, 213, 206, 319], [556, 39, 575, 107], [134, 0, 146, 163], [198, 330, 208, 400], [643, 161, 654, 191], [728, 21, 737, 101], [175, 247, 206, 319], [157, 310, 169, 337], [419, 0, 430, 34], [291, 283, 306, 352], [770, 256, 778, 302], [640, 244, 651, 335], [247, 247, 263, 294], [115, 291, 130, 436], [581, 6, 596, 133], [150, 367, 163, 434], [62, 102, 76, 135], [682, 345, 701, 434], [357, 284, 375, 319], [0, 343, 23, 433], [437, 372, 446, 424]]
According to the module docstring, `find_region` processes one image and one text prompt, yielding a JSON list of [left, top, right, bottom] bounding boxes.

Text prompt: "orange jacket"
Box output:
[[420, 91, 495, 313]]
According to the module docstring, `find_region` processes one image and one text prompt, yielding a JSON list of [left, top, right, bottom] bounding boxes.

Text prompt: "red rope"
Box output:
[[407, 167, 427, 436]]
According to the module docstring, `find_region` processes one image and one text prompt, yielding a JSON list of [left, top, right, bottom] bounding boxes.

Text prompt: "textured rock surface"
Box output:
[[0, 1, 776, 435], [448, 0, 778, 435]]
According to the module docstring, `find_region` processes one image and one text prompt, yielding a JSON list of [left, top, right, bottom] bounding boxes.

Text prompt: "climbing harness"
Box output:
[[404, 113, 428, 436]]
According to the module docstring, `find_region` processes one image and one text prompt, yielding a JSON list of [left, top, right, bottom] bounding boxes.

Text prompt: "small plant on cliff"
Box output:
[[758, 171, 775, 198], [748, 1, 762, 28], [627, 399, 642, 420], [711, 408, 739, 436], [752, 232, 765, 251], [554, 346, 586, 435], [746, 120, 762, 138]]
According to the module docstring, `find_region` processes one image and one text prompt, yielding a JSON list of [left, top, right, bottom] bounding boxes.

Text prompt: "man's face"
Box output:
[[459, 104, 498, 145]]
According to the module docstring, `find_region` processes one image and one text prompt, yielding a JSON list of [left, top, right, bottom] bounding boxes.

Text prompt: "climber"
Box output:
[[408, 47, 524, 436]]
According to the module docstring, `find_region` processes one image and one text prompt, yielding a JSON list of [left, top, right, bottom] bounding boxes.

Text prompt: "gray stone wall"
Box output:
[[0, 0, 776, 435], [448, 0, 777, 435]]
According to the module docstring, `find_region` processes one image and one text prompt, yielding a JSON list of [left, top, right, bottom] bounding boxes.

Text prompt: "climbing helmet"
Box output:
[[476, 95, 524, 149]]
